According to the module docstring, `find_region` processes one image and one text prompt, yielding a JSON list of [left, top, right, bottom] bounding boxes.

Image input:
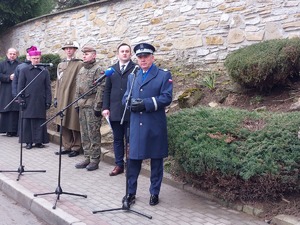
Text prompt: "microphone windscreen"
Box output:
[[105, 67, 115, 77]]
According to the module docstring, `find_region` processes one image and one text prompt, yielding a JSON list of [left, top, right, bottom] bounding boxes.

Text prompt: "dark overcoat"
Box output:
[[18, 65, 52, 118], [123, 63, 173, 160], [0, 58, 20, 112], [102, 60, 136, 122], [12, 60, 31, 97]]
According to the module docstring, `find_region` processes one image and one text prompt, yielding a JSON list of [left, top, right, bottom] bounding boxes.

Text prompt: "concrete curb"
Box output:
[[0, 173, 85, 225]]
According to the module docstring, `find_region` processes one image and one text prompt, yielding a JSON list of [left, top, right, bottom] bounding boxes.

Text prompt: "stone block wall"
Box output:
[[0, 0, 299, 71]]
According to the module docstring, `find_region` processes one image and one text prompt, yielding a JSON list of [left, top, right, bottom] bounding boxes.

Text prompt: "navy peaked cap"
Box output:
[[134, 43, 155, 56]]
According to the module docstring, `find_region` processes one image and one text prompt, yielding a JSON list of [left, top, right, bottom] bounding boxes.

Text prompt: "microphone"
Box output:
[[131, 65, 140, 75], [93, 67, 115, 84], [35, 63, 54, 67]]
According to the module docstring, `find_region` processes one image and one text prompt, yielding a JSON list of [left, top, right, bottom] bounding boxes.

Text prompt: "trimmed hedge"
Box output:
[[224, 37, 300, 91], [167, 107, 300, 201]]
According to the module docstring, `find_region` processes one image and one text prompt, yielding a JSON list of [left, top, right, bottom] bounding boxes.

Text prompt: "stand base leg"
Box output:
[[92, 202, 152, 219], [34, 186, 87, 209], [0, 165, 46, 181]]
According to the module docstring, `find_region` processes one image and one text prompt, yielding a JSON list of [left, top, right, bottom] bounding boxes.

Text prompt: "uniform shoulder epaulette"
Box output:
[[160, 68, 169, 72]]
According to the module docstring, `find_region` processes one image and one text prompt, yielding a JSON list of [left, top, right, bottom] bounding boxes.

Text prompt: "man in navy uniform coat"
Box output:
[[122, 43, 173, 206]]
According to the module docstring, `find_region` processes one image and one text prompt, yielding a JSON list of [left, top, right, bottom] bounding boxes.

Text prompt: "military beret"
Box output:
[[81, 46, 96, 53], [134, 43, 155, 56], [62, 41, 79, 50]]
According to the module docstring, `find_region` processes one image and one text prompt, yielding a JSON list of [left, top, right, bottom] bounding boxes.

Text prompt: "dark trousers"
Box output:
[[127, 158, 164, 196], [111, 121, 128, 167]]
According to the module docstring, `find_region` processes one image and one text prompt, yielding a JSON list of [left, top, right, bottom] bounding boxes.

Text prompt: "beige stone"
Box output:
[[245, 30, 264, 41], [199, 21, 218, 30], [228, 28, 245, 44], [206, 36, 224, 45], [150, 17, 162, 25], [173, 36, 203, 49]]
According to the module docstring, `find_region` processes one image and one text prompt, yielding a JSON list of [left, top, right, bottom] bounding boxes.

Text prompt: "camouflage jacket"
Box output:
[[75, 60, 104, 111]]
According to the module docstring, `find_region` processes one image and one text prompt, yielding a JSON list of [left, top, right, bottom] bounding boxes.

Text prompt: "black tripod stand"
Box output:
[[34, 110, 87, 209], [92, 66, 152, 219], [33, 79, 105, 209], [0, 68, 47, 181]]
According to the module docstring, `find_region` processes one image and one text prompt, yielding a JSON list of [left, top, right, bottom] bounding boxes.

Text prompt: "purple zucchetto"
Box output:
[[28, 46, 41, 56]]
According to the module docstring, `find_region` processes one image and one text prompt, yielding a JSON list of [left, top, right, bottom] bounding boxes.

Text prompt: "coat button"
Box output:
[[140, 88, 143, 92], [140, 123, 142, 126], [140, 112, 143, 115]]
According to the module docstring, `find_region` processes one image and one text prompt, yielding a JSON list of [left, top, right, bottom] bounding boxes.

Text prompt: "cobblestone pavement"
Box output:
[[0, 134, 267, 225]]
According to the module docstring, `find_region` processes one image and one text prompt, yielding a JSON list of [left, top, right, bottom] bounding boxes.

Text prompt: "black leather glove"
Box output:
[[131, 98, 145, 112], [46, 103, 51, 110], [53, 98, 57, 108], [94, 110, 101, 117]]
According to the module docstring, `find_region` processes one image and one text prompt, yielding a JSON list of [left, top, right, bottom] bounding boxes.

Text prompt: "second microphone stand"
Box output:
[[33, 80, 105, 209], [92, 66, 152, 219], [0, 67, 47, 180]]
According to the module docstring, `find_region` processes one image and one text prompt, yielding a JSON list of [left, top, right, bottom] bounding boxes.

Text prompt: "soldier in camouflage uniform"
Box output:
[[74, 46, 103, 171]]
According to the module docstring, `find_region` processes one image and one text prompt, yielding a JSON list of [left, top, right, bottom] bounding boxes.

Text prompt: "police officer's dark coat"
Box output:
[[123, 63, 173, 160], [102, 60, 136, 122], [18, 65, 52, 119]]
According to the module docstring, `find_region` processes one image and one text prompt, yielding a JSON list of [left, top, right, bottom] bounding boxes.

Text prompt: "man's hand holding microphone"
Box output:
[[131, 98, 145, 112]]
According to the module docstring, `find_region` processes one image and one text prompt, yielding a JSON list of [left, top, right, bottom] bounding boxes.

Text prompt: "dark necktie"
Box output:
[[121, 65, 125, 74]]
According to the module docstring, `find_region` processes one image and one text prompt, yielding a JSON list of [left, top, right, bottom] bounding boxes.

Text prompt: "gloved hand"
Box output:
[[94, 110, 101, 117], [53, 98, 58, 108], [131, 98, 145, 112], [46, 103, 51, 110]]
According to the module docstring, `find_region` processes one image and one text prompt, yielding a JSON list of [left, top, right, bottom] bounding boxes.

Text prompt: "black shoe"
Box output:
[[55, 149, 71, 155], [122, 194, 136, 207], [149, 194, 159, 206], [68, 150, 80, 157], [35, 143, 44, 148], [25, 143, 33, 149]]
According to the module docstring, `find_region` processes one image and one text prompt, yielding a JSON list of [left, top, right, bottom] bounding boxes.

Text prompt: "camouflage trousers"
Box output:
[[79, 107, 102, 162]]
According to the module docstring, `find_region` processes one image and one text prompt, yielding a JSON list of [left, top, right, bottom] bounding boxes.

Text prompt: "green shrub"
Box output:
[[40, 53, 61, 81], [168, 107, 300, 201], [224, 37, 300, 91]]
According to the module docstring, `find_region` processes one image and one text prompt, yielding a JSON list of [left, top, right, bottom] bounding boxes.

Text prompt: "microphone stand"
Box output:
[[33, 78, 104, 209], [92, 68, 152, 219], [0, 67, 47, 181]]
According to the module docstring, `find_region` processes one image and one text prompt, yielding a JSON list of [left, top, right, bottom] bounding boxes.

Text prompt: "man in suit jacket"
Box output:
[[102, 43, 136, 176]]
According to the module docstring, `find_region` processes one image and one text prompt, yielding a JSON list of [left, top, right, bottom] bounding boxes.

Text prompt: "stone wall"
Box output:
[[0, 0, 299, 71]]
